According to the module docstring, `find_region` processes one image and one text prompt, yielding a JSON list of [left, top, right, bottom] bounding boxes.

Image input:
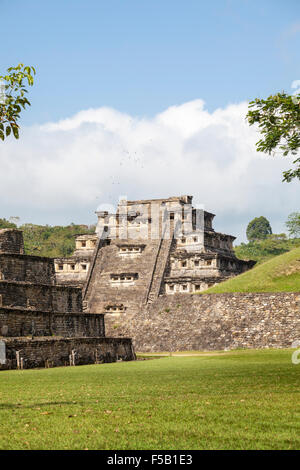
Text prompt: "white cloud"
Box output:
[[0, 99, 299, 242]]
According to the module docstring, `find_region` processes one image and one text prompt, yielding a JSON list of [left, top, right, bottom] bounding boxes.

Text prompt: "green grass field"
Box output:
[[0, 349, 299, 450], [203, 247, 300, 294]]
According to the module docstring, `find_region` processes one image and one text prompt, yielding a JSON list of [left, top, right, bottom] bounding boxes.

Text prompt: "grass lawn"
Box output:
[[202, 247, 300, 294], [0, 349, 299, 450]]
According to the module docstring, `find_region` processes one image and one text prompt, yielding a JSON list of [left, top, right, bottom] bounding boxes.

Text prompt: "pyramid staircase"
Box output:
[[145, 227, 175, 304]]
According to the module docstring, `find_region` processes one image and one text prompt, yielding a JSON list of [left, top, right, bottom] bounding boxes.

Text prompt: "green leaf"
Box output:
[[12, 126, 19, 139], [0, 63, 36, 141]]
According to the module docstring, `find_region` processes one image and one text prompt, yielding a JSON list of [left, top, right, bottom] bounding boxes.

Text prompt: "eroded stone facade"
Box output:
[[105, 292, 300, 352], [55, 234, 98, 286], [55, 195, 255, 319], [0, 229, 135, 370]]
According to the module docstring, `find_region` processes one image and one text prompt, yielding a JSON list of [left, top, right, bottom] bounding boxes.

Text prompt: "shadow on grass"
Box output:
[[0, 401, 86, 410]]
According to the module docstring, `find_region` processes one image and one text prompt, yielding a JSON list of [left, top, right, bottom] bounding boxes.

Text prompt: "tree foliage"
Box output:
[[235, 233, 300, 264], [21, 223, 95, 258], [246, 92, 300, 182], [0, 63, 36, 141], [246, 216, 272, 241], [0, 218, 18, 229], [286, 212, 300, 238], [0, 220, 95, 257]]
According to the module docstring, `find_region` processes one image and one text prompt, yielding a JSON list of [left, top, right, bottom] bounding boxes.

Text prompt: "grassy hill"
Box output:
[[203, 247, 300, 293]]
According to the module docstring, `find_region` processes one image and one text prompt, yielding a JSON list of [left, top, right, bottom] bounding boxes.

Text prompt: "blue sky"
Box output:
[[1, 0, 300, 242], [2, 0, 300, 124]]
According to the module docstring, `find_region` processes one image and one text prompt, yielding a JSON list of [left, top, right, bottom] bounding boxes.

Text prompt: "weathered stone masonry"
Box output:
[[56, 195, 255, 315], [0, 229, 135, 370], [104, 293, 300, 352], [0, 281, 82, 313], [0, 307, 105, 338], [2, 192, 293, 355], [2, 337, 133, 369], [51, 194, 300, 353]]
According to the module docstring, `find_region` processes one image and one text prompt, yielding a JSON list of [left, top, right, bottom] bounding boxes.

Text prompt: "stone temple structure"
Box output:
[[54, 195, 255, 338], [55, 234, 98, 287], [2, 195, 297, 358], [0, 229, 135, 370]]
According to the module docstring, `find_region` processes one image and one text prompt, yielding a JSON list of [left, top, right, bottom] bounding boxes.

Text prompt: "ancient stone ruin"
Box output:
[[0, 195, 298, 355], [54, 195, 257, 343], [56, 195, 255, 302], [0, 229, 135, 370]]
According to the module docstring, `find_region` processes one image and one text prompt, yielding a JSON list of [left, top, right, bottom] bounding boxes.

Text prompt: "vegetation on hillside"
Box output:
[[0, 218, 95, 258], [234, 234, 300, 264], [203, 246, 300, 294], [236, 211, 300, 264], [0, 218, 18, 230]]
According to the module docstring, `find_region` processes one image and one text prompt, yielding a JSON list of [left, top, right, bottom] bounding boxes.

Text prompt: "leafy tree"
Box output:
[[246, 92, 300, 182], [246, 216, 272, 241], [0, 63, 36, 140], [286, 212, 300, 238]]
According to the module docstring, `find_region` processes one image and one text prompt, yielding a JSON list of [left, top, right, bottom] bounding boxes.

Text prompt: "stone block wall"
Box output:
[[0, 337, 134, 370], [0, 307, 105, 338], [0, 254, 55, 284], [0, 230, 24, 255], [104, 292, 300, 352], [0, 281, 82, 313], [0, 228, 136, 370], [51, 285, 83, 313], [85, 238, 166, 314]]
